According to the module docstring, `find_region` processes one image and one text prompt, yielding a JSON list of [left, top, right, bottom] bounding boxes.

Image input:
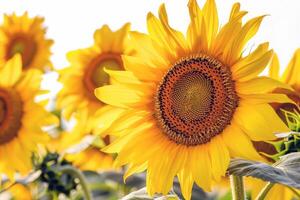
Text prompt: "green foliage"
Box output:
[[36, 152, 77, 196], [228, 152, 300, 189]]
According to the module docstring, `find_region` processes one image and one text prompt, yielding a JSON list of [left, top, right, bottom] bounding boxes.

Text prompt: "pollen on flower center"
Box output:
[[6, 34, 37, 69], [83, 53, 123, 101], [0, 88, 23, 144], [155, 55, 238, 146]]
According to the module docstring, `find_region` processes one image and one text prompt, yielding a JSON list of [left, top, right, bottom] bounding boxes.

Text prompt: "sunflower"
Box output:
[[270, 49, 300, 93], [247, 177, 294, 200], [57, 24, 132, 131], [66, 147, 114, 171], [5, 183, 32, 200], [244, 51, 300, 200], [269, 49, 300, 119], [0, 55, 57, 179], [94, 1, 293, 199], [0, 12, 53, 71], [49, 115, 114, 171]]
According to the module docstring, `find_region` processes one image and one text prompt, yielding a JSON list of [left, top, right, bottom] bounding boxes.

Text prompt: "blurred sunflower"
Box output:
[[57, 24, 132, 131], [247, 177, 294, 200], [0, 13, 53, 71], [247, 52, 300, 200], [269, 49, 300, 93], [269, 50, 300, 119], [67, 147, 114, 171], [49, 115, 114, 171], [5, 183, 32, 200], [95, 0, 293, 199], [0, 55, 57, 179]]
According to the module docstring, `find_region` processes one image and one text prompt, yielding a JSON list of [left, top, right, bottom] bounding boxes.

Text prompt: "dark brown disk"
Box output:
[[155, 55, 238, 146]]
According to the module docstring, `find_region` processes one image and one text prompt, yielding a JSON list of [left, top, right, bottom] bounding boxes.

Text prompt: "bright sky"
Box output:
[[0, 0, 299, 91], [0, 0, 299, 69]]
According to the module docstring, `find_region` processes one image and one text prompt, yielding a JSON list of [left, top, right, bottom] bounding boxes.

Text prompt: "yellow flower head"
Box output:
[[267, 50, 300, 125], [270, 49, 300, 92], [0, 12, 53, 71], [6, 183, 32, 200], [49, 115, 115, 171], [57, 23, 132, 131], [0, 55, 57, 179], [95, 1, 293, 199], [269, 49, 300, 107], [247, 177, 295, 200], [66, 147, 114, 171]]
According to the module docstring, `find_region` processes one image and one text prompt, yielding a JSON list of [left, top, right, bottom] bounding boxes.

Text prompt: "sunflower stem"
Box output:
[[58, 165, 92, 200], [255, 182, 274, 200], [230, 175, 245, 200]]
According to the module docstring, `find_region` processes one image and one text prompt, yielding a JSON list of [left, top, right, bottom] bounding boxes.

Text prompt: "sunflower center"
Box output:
[[83, 53, 123, 101], [6, 34, 37, 69], [155, 55, 238, 146], [0, 88, 23, 144]]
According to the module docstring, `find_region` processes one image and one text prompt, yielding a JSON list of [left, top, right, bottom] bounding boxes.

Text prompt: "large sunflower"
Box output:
[[0, 13, 53, 71], [95, 1, 293, 199], [57, 24, 132, 131], [0, 55, 57, 179], [245, 50, 300, 200]]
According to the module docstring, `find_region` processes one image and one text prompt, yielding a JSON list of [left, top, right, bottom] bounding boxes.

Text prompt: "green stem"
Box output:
[[255, 182, 274, 200], [58, 165, 92, 200], [230, 175, 245, 200]]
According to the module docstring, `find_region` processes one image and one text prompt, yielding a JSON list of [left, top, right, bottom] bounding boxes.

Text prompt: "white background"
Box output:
[[0, 0, 299, 72]]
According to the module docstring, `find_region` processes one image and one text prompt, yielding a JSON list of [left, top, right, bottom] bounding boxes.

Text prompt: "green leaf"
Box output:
[[228, 152, 300, 189]]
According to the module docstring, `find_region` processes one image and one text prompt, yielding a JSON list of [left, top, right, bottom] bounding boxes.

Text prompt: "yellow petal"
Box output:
[[115, 123, 161, 166], [158, 4, 188, 53], [103, 122, 154, 154], [236, 76, 292, 94], [111, 23, 131, 53], [124, 162, 147, 181], [177, 167, 194, 200], [105, 110, 151, 136], [187, 0, 208, 52], [282, 48, 300, 88], [203, 0, 218, 48], [212, 19, 242, 57], [229, 3, 248, 22], [232, 43, 273, 81], [92, 105, 126, 135], [66, 48, 94, 67], [122, 55, 163, 82], [94, 25, 114, 52], [239, 93, 294, 104], [191, 145, 212, 191], [0, 54, 22, 87], [269, 53, 280, 80], [222, 124, 263, 161], [147, 141, 182, 195], [223, 16, 265, 65], [104, 68, 141, 84], [147, 11, 183, 60], [16, 69, 42, 100], [129, 31, 169, 68], [94, 84, 153, 108], [234, 104, 289, 141], [209, 136, 230, 182]]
